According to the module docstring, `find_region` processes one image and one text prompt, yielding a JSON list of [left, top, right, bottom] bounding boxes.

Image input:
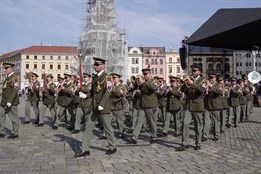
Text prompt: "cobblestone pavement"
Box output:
[[0, 96, 261, 174]]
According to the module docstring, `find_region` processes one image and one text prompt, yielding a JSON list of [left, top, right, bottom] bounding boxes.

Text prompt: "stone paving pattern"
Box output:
[[0, 96, 261, 174]]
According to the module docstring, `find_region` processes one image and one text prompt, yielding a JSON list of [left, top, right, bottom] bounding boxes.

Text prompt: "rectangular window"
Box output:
[[34, 55, 37, 59], [42, 55, 45, 60], [236, 71, 239, 75], [58, 64, 61, 69], [169, 57, 173, 63], [135, 58, 139, 64], [160, 68, 163, 74], [155, 68, 158, 74], [151, 68, 154, 74], [50, 56, 53, 60], [177, 58, 180, 62], [132, 58, 135, 64], [169, 66, 172, 73], [155, 59, 158, 65], [160, 59, 163, 65], [131, 67, 135, 73], [145, 59, 149, 65], [246, 62, 248, 66], [26, 64, 29, 69], [58, 56, 61, 60], [42, 64, 45, 69], [177, 66, 180, 73], [249, 62, 252, 66], [50, 64, 53, 69], [240, 62, 242, 66], [151, 59, 154, 65], [26, 55, 29, 59], [65, 56, 69, 60], [34, 64, 37, 69], [135, 67, 139, 73], [65, 64, 69, 70]]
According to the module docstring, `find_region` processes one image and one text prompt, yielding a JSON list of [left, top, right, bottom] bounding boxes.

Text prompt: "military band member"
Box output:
[[205, 73, 223, 141], [228, 77, 241, 128], [217, 76, 229, 133], [177, 64, 206, 151], [74, 57, 116, 157], [238, 79, 248, 123], [128, 68, 159, 144], [39, 74, 57, 126], [24, 72, 40, 124], [71, 73, 93, 134], [159, 76, 183, 137], [110, 73, 126, 139], [242, 75, 254, 120], [53, 73, 75, 130], [0, 63, 20, 139], [156, 77, 167, 124]]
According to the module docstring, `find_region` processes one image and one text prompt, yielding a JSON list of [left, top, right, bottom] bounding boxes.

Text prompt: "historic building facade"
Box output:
[[0, 45, 77, 90], [127, 47, 143, 80]]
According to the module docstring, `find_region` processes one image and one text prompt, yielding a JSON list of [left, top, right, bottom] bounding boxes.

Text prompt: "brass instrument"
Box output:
[[24, 70, 32, 84], [181, 75, 194, 88]]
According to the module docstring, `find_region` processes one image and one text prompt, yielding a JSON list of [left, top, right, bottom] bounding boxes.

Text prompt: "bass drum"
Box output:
[[247, 71, 261, 84]]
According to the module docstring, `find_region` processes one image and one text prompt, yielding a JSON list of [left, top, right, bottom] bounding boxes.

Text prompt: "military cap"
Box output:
[[141, 68, 151, 74], [230, 77, 237, 81], [3, 62, 15, 68], [169, 76, 179, 82], [217, 74, 224, 81], [111, 73, 121, 78], [237, 79, 243, 83], [46, 73, 54, 78], [83, 73, 91, 77], [93, 57, 106, 64], [208, 72, 217, 78], [31, 72, 39, 77], [191, 64, 202, 71], [242, 74, 248, 80], [58, 76, 64, 80], [64, 73, 71, 77]]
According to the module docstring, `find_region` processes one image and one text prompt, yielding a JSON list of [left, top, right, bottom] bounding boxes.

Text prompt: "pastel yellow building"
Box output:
[[0, 45, 77, 90]]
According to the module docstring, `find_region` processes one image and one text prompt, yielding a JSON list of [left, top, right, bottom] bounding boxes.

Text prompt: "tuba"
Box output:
[[247, 71, 261, 84]]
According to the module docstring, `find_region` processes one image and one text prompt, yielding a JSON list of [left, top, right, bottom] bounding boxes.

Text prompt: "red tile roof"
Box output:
[[0, 45, 78, 59]]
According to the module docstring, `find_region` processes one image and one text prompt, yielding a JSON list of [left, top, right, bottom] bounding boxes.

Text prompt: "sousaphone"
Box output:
[[247, 71, 261, 84]]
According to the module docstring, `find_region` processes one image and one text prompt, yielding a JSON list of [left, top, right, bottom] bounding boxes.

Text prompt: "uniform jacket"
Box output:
[[57, 81, 74, 107], [111, 84, 125, 111], [141, 78, 159, 108], [245, 83, 254, 101], [239, 85, 248, 105], [91, 72, 112, 114], [228, 85, 240, 107], [28, 80, 40, 102], [183, 76, 205, 112], [1, 73, 20, 106], [205, 83, 223, 111], [43, 81, 56, 105], [166, 85, 182, 111], [79, 82, 92, 108], [157, 85, 168, 107]]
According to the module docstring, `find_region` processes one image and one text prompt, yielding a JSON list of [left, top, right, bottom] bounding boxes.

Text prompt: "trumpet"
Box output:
[[24, 70, 32, 84], [181, 75, 194, 87]]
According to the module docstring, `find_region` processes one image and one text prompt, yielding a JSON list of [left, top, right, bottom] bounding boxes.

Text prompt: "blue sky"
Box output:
[[0, 0, 260, 55]]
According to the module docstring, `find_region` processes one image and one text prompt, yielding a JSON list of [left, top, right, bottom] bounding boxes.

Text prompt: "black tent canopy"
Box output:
[[186, 8, 261, 50]]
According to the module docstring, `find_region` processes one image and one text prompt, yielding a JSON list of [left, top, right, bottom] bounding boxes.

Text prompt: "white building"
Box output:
[[127, 47, 143, 81]]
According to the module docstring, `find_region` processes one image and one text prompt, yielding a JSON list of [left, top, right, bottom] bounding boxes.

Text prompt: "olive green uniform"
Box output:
[[25, 80, 40, 123], [0, 73, 20, 136], [228, 85, 241, 126], [39, 81, 57, 124]]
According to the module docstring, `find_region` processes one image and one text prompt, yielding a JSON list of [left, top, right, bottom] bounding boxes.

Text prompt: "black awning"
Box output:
[[186, 8, 261, 50]]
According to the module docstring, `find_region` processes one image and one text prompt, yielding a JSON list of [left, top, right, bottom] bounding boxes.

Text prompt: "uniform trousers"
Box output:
[[182, 109, 203, 146], [0, 105, 19, 135], [112, 109, 125, 134], [132, 107, 157, 141], [39, 102, 56, 124], [81, 111, 116, 152], [209, 110, 221, 138], [228, 106, 240, 126], [54, 104, 74, 127], [220, 108, 228, 131], [162, 109, 180, 134], [246, 100, 252, 119], [240, 104, 246, 122], [25, 100, 39, 122], [74, 107, 92, 131], [202, 109, 211, 139]]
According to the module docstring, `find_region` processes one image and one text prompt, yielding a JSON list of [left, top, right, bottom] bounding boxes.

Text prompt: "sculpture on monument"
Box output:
[[79, 0, 128, 82]]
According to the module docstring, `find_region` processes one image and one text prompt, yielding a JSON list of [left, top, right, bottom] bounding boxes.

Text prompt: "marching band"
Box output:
[[0, 62, 257, 156]]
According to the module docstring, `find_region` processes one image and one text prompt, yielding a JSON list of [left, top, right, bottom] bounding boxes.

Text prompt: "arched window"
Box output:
[[225, 63, 230, 72], [208, 63, 213, 70], [216, 63, 221, 71], [133, 50, 138, 54]]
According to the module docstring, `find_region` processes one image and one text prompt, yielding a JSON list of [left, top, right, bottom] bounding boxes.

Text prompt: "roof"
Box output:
[[186, 8, 261, 50], [0, 45, 78, 59]]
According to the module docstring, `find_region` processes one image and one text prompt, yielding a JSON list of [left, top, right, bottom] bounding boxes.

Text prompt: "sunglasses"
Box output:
[[170, 80, 176, 82], [94, 63, 102, 66], [4, 67, 9, 69]]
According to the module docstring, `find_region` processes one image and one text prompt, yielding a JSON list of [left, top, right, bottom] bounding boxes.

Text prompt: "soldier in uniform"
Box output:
[[238, 79, 248, 123], [204, 73, 223, 141], [74, 57, 116, 157], [217, 75, 230, 133], [128, 68, 159, 144], [53, 73, 75, 130], [110, 73, 126, 139], [71, 73, 92, 134], [39, 74, 57, 126], [227, 77, 241, 128], [0, 63, 20, 139], [176, 64, 206, 151], [159, 76, 183, 137], [156, 77, 167, 124], [242, 75, 254, 120], [24, 72, 40, 125]]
